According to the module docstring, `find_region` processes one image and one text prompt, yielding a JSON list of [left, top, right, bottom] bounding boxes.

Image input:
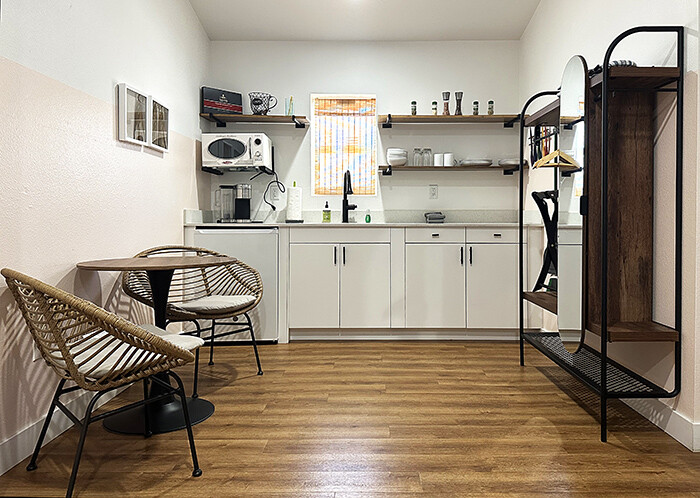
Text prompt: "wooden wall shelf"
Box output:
[[523, 291, 557, 314], [379, 114, 521, 128], [379, 165, 518, 176], [200, 113, 309, 128]]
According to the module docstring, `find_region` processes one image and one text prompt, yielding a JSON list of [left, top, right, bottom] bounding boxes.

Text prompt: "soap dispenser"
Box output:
[[322, 201, 331, 223]]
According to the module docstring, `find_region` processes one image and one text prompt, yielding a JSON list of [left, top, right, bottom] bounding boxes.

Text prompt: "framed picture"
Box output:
[[117, 83, 148, 145], [148, 96, 169, 152]]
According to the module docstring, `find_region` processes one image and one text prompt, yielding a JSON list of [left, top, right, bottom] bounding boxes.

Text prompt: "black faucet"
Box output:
[[342, 170, 357, 223]]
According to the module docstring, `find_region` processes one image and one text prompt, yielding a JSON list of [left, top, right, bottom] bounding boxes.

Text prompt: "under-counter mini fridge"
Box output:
[[191, 227, 279, 342]]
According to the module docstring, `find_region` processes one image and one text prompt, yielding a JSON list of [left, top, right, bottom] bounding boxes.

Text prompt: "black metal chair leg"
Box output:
[[192, 321, 202, 398], [245, 313, 263, 375], [168, 371, 202, 477], [208, 320, 216, 366], [65, 391, 106, 498], [27, 379, 66, 471], [143, 378, 152, 437]]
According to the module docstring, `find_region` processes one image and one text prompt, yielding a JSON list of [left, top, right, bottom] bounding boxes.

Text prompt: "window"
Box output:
[[311, 94, 377, 195]]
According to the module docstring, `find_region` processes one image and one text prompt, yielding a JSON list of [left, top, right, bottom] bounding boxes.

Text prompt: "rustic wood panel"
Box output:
[[1, 342, 698, 497], [606, 91, 655, 324]]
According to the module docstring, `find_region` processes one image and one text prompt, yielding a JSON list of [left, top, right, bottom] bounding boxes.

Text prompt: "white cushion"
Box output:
[[53, 325, 204, 381], [140, 324, 205, 351], [176, 295, 256, 315]]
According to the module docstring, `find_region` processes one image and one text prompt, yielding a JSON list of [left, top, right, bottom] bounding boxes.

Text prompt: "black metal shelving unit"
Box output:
[[518, 26, 684, 442]]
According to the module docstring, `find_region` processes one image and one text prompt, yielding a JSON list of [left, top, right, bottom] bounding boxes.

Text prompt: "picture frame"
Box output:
[[148, 96, 169, 152], [117, 83, 148, 146]]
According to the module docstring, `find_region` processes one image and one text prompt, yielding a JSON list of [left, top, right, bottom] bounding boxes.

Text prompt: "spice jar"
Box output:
[[472, 100, 479, 115], [432, 101, 438, 115], [488, 100, 494, 115], [411, 101, 417, 115]]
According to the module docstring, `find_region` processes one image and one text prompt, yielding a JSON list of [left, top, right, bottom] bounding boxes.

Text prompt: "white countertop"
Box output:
[[184, 221, 541, 228]]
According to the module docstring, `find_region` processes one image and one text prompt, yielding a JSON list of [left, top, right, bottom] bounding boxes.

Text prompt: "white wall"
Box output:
[[0, 0, 210, 474], [519, 0, 700, 445], [204, 41, 522, 220]]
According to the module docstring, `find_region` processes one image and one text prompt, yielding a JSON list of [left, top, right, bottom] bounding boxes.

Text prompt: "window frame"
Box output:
[[310, 93, 378, 197]]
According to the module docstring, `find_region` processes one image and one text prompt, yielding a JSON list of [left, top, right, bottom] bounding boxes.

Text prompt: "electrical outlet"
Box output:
[[270, 184, 280, 201], [429, 184, 438, 200]]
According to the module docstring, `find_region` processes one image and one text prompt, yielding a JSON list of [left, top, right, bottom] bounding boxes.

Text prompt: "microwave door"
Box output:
[[209, 138, 247, 161]]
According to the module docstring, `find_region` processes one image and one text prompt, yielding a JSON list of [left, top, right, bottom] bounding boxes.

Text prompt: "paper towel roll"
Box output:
[[287, 186, 303, 221]]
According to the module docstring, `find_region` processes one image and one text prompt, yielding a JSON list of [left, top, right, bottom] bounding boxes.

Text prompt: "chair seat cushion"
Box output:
[[55, 325, 204, 381], [140, 324, 206, 351], [176, 295, 256, 315]]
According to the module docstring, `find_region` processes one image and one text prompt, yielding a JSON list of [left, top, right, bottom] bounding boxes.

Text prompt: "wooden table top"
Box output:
[[76, 255, 236, 271]]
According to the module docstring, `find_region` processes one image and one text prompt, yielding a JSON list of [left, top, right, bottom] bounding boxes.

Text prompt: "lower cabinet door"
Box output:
[[466, 243, 518, 329], [340, 243, 391, 328], [288, 243, 339, 328], [405, 244, 466, 328]]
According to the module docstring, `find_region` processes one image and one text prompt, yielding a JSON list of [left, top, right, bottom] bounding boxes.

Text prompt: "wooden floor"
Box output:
[[2, 341, 699, 497]]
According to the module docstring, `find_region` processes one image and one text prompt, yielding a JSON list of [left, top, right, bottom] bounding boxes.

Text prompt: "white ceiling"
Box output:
[[189, 0, 542, 42]]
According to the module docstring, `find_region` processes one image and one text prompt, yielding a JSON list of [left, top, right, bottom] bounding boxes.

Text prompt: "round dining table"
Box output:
[[76, 255, 236, 435]]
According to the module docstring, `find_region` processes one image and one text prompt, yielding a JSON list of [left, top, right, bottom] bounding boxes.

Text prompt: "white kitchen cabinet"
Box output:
[[340, 244, 391, 328], [288, 243, 340, 328], [289, 242, 391, 328], [405, 244, 466, 328], [466, 243, 519, 329]]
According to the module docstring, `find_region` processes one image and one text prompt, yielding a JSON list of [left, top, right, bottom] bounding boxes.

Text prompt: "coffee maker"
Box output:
[[218, 184, 252, 222]]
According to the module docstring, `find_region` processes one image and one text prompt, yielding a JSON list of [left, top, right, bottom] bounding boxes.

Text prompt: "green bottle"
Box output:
[[365, 209, 371, 223]]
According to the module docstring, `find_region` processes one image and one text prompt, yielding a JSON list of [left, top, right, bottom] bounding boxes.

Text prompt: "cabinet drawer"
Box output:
[[467, 227, 518, 243], [405, 227, 465, 243], [290, 228, 390, 243]]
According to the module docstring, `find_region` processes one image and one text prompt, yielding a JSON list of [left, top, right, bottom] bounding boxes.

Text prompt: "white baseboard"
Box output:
[[0, 388, 120, 476], [290, 328, 582, 342], [622, 398, 699, 452], [290, 328, 543, 341]]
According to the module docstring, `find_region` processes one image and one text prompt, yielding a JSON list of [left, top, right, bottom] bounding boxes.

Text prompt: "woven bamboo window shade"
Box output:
[[312, 95, 377, 195]]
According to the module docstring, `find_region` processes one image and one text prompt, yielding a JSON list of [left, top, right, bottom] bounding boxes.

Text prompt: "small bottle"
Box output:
[[488, 100, 494, 115], [411, 101, 417, 115], [473, 100, 479, 115], [365, 209, 371, 223], [322, 201, 331, 223], [432, 101, 438, 115]]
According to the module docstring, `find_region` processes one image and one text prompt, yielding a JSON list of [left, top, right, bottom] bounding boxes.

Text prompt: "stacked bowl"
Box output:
[[386, 148, 408, 167]]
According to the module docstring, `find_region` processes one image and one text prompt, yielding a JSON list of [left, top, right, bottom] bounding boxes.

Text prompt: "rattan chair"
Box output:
[[121, 246, 264, 397], [2, 268, 204, 498]]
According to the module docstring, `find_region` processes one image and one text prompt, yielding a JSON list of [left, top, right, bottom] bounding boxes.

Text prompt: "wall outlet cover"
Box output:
[[429, 184, 438, 200]]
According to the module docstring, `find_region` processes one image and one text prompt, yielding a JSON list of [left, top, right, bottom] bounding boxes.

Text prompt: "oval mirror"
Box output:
[[557, 55, 588, 348]]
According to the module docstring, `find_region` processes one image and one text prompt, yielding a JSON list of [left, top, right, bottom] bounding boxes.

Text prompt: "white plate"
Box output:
[[459, 159, 492, 167]]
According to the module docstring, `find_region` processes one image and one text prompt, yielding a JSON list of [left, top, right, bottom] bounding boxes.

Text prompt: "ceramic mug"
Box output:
[[444, 153, 454, 167], [434, 153, 444, 167]]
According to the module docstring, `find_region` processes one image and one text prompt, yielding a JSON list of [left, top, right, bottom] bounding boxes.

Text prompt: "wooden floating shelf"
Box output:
[[588, 321, 679, 342], [379, 165, 518, 176], [200, 113, 309, 128], [523, 291, 557, 314], [379, 114, 521, 128], [524, 99, 560, 127], [590, 66, 681, 91]]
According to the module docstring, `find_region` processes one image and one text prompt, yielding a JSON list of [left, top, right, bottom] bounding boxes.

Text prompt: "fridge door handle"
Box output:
[[334, 246, 338, 266]]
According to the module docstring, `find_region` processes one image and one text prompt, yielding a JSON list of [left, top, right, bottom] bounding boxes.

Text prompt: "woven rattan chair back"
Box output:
[[2, 268, 194, 391], [121, 245, 263, 321]]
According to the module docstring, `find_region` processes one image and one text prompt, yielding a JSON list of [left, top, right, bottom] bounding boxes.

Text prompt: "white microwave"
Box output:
[[202, 133, 273, 170]]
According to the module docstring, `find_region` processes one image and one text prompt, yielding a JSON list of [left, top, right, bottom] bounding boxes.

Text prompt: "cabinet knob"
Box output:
[[493, 233, 502, 238], [432, 233, 440, 238]]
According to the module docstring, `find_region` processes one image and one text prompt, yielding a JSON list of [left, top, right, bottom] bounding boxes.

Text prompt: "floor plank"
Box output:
[[1, 341, 698, 497]]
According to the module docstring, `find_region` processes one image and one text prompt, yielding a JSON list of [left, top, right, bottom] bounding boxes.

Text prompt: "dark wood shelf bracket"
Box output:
[[208, 113, 226, 128], [382, 114, 393, 128]]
